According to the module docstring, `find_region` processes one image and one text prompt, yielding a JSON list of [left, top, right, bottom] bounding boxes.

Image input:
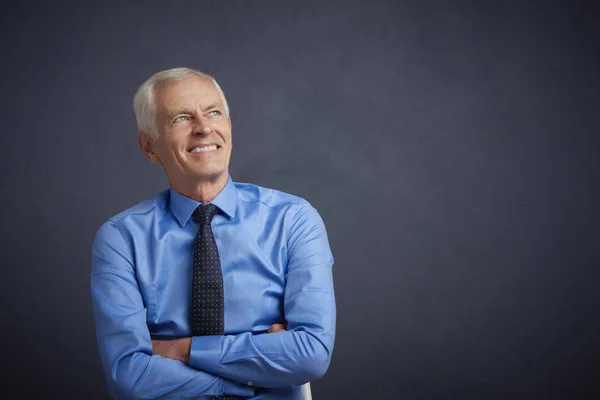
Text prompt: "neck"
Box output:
[[169, 173, 229, 203]]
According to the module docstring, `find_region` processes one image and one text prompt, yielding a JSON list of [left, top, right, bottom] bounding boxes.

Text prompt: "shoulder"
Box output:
[[233, 181, 327, 231], [94, 189, 169, 242], [234, 181, 311, 210], [107, 189, 169, 224]]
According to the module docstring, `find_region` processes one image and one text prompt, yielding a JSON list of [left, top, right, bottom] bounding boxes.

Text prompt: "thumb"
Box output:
[[267, 323, 288, 333]]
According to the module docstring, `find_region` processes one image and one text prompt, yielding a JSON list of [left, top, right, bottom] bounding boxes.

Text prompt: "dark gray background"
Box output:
[[1, 0, 599, 398]]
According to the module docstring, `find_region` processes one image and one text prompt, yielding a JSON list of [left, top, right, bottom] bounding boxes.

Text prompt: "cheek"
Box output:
[[221, 129, 232, 145], [153, 141, 179, 163], [159, 132, 184, 154]]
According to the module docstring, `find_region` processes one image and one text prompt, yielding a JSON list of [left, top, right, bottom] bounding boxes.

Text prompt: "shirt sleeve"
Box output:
[[189, 204, 336, 388], [91, 221, 255, 399]]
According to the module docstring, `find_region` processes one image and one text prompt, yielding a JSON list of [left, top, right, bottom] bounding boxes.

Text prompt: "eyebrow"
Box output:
[[202, 103, 220, 112], [168, 103, 220, 118], [168, 108, 194, 118]]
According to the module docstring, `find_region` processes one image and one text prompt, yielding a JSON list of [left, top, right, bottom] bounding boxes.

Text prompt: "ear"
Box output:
[[137, 131, 159, 163], [227, 116, 233, 148]]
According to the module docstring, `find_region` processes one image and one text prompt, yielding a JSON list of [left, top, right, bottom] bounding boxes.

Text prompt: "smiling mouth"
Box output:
[[189, 144, 219, 153]]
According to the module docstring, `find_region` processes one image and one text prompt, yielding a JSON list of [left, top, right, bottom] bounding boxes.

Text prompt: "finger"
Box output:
[[268, 323, 287, 333]]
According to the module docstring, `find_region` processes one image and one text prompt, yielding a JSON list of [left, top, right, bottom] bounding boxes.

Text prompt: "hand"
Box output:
[[267, 322, 288, 333], [151, 337, 192, 364]]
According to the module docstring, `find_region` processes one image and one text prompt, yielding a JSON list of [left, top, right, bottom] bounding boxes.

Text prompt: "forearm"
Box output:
[[105, 349, 240, 399], [189, 327, 333, 388], [108, 353, 253, 399]]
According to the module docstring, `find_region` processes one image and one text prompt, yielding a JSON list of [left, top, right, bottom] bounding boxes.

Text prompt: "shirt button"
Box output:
[[247, 381, 253, 386]]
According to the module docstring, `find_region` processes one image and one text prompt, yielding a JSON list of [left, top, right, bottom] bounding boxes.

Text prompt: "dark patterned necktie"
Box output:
[[191, 204, 242, 400], [192, 204, 224, 335]]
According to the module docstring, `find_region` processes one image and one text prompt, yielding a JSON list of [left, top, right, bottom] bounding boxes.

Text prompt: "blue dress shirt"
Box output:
[[91, 177, 336, 399]]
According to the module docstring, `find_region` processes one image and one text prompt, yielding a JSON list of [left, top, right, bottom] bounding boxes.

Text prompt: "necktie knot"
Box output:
[[193, 204, 217, 226]]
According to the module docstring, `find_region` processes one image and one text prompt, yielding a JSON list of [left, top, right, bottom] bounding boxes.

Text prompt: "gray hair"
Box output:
[[133, 67, 230, 138]]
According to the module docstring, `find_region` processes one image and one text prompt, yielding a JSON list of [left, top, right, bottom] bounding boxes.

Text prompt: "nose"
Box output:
[[193, 117, 213, 135], [194, 126, 212, 135]]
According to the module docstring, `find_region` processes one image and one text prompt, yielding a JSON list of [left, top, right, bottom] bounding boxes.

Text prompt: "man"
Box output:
[[90, 67, 336, 399]]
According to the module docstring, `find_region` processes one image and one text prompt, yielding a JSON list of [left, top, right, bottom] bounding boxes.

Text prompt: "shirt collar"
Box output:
[[168, 176, 238, 226]]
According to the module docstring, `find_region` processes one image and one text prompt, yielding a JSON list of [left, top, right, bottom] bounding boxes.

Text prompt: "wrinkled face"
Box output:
[[144, 75, 232, 184]]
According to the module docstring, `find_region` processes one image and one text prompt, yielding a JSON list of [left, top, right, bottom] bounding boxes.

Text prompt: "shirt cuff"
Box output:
[[222, 379, 255, 397], [190, 335, 224, 374]]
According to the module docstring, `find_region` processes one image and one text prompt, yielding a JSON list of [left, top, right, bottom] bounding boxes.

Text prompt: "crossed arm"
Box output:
[[151, 323, 288, 365], [91, 205, 335, 398]]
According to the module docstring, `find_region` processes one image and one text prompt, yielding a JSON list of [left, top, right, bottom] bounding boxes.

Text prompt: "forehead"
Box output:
[[154, 76, 222, 112]]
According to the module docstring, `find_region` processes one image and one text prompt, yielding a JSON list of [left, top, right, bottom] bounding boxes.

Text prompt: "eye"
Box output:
[[208, 110, 222, 116], [174, 116, 190, 123]]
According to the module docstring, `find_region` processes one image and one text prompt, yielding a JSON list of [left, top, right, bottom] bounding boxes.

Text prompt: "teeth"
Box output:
[[190, 145, 217, 153]]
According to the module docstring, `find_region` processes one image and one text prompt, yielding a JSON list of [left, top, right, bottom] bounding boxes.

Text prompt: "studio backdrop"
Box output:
[[1, 1, 599, 398]]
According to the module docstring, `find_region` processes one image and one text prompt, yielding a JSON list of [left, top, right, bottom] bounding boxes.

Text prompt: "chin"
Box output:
[[189, 169, 227, 181]]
